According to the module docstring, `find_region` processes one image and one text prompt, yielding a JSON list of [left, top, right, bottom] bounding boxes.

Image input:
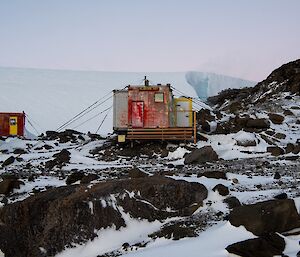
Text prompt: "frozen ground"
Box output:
[[0, 132, 300, 257]]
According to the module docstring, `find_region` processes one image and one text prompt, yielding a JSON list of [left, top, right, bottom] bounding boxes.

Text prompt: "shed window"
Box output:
[[154, 93, 164, 103], [10, 118, 17, 125]]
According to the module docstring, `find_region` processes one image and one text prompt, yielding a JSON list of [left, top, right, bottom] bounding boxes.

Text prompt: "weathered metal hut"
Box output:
[[113, 78, 196, 143], [0, 112, 26, 137]]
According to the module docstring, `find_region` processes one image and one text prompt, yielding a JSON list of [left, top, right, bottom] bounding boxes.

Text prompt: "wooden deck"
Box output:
[[126, 127, 196, 143]]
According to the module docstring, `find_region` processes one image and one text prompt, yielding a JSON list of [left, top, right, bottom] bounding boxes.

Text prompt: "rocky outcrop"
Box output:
[[268, 113, 284, 124], [45, 149, 71, 170], [228, 199, 300, 236], [0, 176, 207, 257], [226, 233, 285, 257], [212, 184, 229, 196], [0, 175, 24, 196], [184, 146, 219, 164], [1, 156, 15, 167], [198, 171, 227, 179]]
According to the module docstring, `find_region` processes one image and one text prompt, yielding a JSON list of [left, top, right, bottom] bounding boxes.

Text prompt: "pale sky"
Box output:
[[0, 0, 300, 81]]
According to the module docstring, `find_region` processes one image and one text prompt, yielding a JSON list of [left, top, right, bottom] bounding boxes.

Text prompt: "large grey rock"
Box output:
[[229, 199, 300, 236], [184, 146, 218, 164]]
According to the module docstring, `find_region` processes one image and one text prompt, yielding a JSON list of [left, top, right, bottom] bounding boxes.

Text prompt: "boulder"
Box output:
[[212, 184, 229, 196], [2, 156, 15, 167], [267, 146, 285, 156], [80, 173, 99, 184], [45, 149, 71, 170], [0, 177, 24, 196], [226, 233, 285, 257], [273, 172, 281, 179], [274, 132, 286, 139], [66, 171, 85, 185], [198, 171, 227, 179], [128, 167, 149, 178], [228, 199, 300, 236], [0, 176, 208, 257], [268, 113, 285, 124], [246, 118, 270, 129], [184, 146, 218, 164], [224, 196, 241, 209], [274, 193, 287, 200]]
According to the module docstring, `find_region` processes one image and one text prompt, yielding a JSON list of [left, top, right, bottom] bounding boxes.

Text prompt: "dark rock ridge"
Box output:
[[229, 199, 300, 236], [0, 176, 207, 257]]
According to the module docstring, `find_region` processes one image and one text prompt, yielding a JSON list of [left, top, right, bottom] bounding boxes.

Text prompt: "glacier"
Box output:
[[186, 71, 256, 101], [0, 67, 256, 135]]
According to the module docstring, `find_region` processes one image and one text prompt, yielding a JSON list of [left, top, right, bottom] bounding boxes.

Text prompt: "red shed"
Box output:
[[0, 112, 25, 137], [113, 78, 197, 143], [128, 83, 175, 129]]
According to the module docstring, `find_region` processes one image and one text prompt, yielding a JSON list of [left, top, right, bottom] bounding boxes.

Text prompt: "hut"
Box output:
[[113, 78, 196, 143], [0, 112, 26, 137]]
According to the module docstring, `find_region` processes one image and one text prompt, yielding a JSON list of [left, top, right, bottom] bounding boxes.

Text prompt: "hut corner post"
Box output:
[[193, 111, 197, 144]]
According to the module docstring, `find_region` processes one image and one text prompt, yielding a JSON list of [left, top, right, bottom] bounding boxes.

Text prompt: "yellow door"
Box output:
[[9, 116, 18, 135]]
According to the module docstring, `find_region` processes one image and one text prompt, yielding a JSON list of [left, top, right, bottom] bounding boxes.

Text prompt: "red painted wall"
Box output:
[[128, 86, 171, 128]]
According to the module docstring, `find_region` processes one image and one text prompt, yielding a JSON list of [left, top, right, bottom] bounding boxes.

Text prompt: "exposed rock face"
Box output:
[[223, 196, 241, 209], [42, 129, 84, 143], [66, 171, 85, 185], [245, 118, 270, 129], [267, 146, 285, 156], [226, 233, 285, 257], [45, 149, 71, 170], [184, 146, 219, 164], [0, 176, 208, 257], [228, 199, 300, 236], [0, 176, 24, 196], [212, 184, 229, 196], [2, 156, 15, 167], [128, 167, 149, 178], [198, 171, 227, 179], [268, 113, 285, 124]]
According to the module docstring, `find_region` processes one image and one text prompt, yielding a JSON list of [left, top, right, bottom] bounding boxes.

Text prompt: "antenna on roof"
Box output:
[[144, 76, 149, 86]]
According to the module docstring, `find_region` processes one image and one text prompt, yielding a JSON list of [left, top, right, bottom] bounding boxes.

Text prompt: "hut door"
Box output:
[[131, 101, 144, 128], [9, 116, 18, 135]]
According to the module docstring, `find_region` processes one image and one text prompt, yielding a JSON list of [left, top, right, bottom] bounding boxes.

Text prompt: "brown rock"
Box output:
[[198, 171, 227, 179], [2, 156, 15, 167], [274, 133, 286, 139], [184, 146, 219, 164], [228, 199, 300, 236], [226, 233, 285, 257], [267, 146, 285, 156], [128, 167, 149, 178], [268, 113, 285, 124], [246, 118, 270, 129], [0, 178, 24, 196], [0, 176, 208, 257], [213, 184, 229, 196]]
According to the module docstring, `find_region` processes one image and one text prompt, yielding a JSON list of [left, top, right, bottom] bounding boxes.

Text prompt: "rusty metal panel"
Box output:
[[113, 90, 128, 130], [128, 85, 171, 128]]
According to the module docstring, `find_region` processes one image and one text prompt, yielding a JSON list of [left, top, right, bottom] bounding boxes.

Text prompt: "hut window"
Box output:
[[154, 93, 164, 103]]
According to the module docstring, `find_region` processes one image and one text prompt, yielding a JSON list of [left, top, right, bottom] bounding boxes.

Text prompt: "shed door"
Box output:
[[131, 101, 144, 128], [176, 101, 191, 127], [9, 116, 18, 135]]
